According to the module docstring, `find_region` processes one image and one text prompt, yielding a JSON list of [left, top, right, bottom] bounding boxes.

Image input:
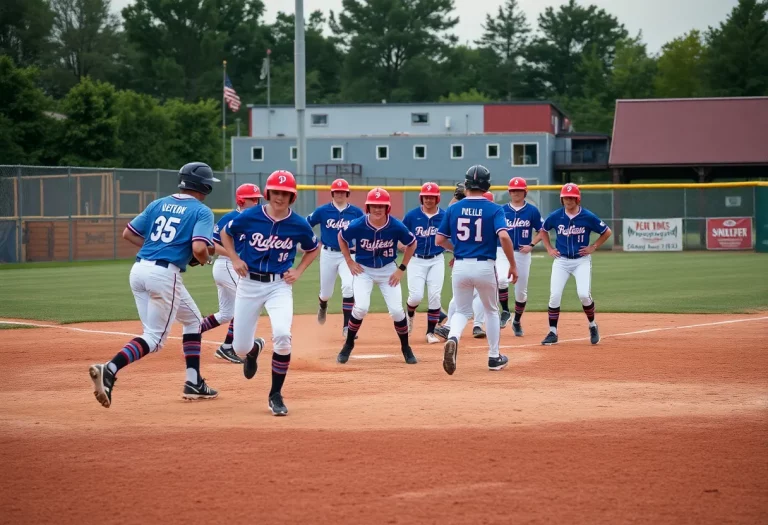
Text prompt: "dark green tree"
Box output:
[[114, 90, 172, 168], [163, 98, 221, 169], [0, 0, 54, 67], [654, 30, 707, 98]]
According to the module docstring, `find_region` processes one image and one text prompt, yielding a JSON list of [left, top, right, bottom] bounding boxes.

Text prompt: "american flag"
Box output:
[[224, 75, 241, 112]]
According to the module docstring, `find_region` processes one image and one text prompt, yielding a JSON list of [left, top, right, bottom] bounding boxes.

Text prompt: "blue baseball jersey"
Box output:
[[437, 196, 507, 260], [128, 194, 214, 271], [340, 215, 415, 268], [402, 206, 446, 257], [542, 206, 609, 259], [213, 209, 246, 257], [225, 207, 319, 274], [497, 202, 543, 250], [306, 202, 364, 250]]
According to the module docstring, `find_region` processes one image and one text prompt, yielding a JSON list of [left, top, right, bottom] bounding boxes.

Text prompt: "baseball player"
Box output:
[[436, 166, 518, 375], [540, 183, 612, 346], [403, 182, 446, 344], [336, 188, 418, 365], [88, 162, 220, 408], [220, 170, 320, 416], [498, 177, 543, 336], [198, 183, 262, 364], [307, 179, 364, 336]]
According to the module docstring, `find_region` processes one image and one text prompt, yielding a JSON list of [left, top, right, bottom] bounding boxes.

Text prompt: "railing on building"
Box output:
[[313, 163, 363, 177], [553, 150, 610, 169]]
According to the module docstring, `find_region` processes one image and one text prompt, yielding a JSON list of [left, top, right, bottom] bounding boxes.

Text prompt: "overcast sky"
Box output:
[[110, 0, 738, 54]]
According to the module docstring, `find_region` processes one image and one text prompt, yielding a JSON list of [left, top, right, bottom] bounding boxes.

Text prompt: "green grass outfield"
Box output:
[[0, 252, 766, 324]]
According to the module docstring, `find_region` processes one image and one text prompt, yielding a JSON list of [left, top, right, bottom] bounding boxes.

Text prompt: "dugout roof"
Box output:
[[609, 97, 768, 168]]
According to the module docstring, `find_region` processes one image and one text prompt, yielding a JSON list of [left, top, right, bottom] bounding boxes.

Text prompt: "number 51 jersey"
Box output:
[[128, 193, 214, 271], [437, 196, 507, 259]]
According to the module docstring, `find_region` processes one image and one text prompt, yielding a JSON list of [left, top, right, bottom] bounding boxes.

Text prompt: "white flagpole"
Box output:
[[222, 60, 227, 172]]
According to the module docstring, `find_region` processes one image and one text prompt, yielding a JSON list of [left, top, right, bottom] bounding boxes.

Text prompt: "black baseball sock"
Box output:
[[498, 287, 510, 312], [427, 308, 441, 334], [394, 318, 409, 350], [514, 301, 526, 322], [270, 352, 291, 395], [342, 296, 354, 326], [346, 315, 363, 346], [108, 337, 150, 374]]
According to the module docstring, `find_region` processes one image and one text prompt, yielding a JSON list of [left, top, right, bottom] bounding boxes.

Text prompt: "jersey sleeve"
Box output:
[[192, 207, 215, 246], [224, 212, 244, 239], [398, 220, 416, 246], [127, 202, 153, 238], [542, 212, 555, 231], [532, 208, 543, 231], [339, 218, 359, 244], [298, 219, 320, 252], [492, 207, 507, 234], [588, 212, 609, 234], [306, 208, 320, 227], [436, 209, 452, 238], [402, 212, 413, 232]]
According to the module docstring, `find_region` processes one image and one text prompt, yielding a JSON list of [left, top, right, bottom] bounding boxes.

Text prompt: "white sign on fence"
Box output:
[[623, 218, 683, 252]]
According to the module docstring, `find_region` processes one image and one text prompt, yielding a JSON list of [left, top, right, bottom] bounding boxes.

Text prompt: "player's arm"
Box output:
[[122, 227, 144, 247], [435, 210, 454, 251], [221, 225, 248, 277], [191, 240, 209, 265], [580, 227, 612, 256], [213, 242, 230, 256], [338, 231, 363, 275], [123, 206, 150, 247], [493, 209, 518, 283]]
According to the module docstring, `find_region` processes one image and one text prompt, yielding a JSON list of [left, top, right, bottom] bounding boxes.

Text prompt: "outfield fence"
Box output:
[[1, 165, 766, 262]]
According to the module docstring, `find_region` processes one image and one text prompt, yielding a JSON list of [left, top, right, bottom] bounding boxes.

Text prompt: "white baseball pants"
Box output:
[[495, 247, 532, 302], [548, 255, 593, 308], [318, 248, 355, 301], [447, 259, 501, 358], [352, 263, 406, 322], [211, 256, 239, 324], [406, 254, 445, 309], [232, 277, 294, 357]]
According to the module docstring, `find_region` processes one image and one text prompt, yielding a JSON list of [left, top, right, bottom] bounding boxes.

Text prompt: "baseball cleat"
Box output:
[[182, 378, 218, 400], [541, 331, 559, 345], [317, 304, 327, 325], [472, 326, 487, 339], [438, 309, 448, 325], [512, 321, 524, 337], [488, 354, 509, 371], [499, 310, 511, 328], [406, 314, 414, 335], [243, 338, 266, 379], [433, 325, 450, 340], [589, 324, 600, 345], [426, 332, 441, 344], [342, 327, 358, 340], [89, 364, 116, 409], [337, 343, 354, 364], [268, 392, 288, 416], [215, 345, 243, 363], [442, 337, 458, 375], [402, 346, 418, 364]]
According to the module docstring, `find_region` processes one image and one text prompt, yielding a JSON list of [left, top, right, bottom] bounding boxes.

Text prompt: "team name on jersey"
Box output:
[[506, 218, 531, 229], [557, 225, 586, 236], [414, 226, 438, 237], [325, 218, 351, 230], [161, 204, 187, 214], [462, 208, 483, 216], [359, 238, 394, 251], [249, 232, 295, 251]]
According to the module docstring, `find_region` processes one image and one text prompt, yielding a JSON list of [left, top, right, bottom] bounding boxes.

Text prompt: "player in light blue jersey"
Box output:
[[540, 183, 612, 346], [221, 170, 320, 416], [89, 162, 220, 409], [436, 165, 518, 375]]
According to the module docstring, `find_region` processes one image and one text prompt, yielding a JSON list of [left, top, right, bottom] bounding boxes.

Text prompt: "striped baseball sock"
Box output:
[[342, 296, 354, 327], [439, 309, 448, 324], [183, 333, 202, 384], [345, 315, 363, 346], [548, 306, 560, 334], [498, 288, 510, 312], [319, 298, 328, 309], [200, 314, 220, 333], [514, 301, 526, 322], [407, 303, 417, 318], [427, 308, 441, 334], [270, 352, 291, 395], [394, 318, 409, 350], [583, 302, 596, 326], [107, 337, 150, 374], [223, 320, 234, 346]]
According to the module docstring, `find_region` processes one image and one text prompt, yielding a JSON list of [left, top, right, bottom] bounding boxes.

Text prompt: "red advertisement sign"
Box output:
[[706, 218, 753, 250]]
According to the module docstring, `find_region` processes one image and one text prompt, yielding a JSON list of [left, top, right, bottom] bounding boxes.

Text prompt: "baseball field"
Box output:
[[1, 251, 767, 523]]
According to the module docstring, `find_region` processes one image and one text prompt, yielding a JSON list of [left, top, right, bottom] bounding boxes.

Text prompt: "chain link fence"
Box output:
[[0, 165, 759, 262]]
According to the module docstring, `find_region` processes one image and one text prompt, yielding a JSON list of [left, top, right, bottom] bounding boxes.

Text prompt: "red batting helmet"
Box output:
[[330, 178, 350, 195], [419, 182, 441, 204], [483, 191, 495, 202], [235, 183, 262, 207], [508, 177, 528, 193], [560, 183, 581, 203], [265, 170, 297, 203], [365, 187, 391, 214]]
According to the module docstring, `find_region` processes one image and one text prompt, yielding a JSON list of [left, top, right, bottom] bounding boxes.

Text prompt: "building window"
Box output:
[[376, 145, 389, 160], [251, 146, 264, 162], [311, 114, 328, 126], [411, 113, 429, 125], [486, 143, 500, 159], [290, 146, 297, 161], [512, 143, 538, 166], [331, 145, 344, 160], [450, 144, 464, 160], [413, 145, 427, 159]]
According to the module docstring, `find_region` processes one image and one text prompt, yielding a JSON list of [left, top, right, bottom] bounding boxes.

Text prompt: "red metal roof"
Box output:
[[609, 97, 768, 167]]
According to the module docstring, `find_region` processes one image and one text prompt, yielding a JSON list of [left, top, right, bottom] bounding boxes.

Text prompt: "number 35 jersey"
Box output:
[[437, 196, 507, 260], [340, 215, 415, 269], [128, 193, 214, 271]]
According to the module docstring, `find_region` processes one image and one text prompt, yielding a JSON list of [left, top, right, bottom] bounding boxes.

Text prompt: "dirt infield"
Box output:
[[1, 312, 766, 524]]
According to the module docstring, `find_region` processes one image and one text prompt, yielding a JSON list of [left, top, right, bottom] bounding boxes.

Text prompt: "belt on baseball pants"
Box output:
[[248, 272, 283, 283], [564, 254, 583, 259], [454, 256, 491, 261], [322, 245, 355, 254], [135, 257, 182, 271], [414, 254, 439, 260]]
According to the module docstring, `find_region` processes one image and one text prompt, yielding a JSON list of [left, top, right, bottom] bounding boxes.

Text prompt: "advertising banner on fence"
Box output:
[[706, 217, 753, 250], [623, 219, 683, 251]]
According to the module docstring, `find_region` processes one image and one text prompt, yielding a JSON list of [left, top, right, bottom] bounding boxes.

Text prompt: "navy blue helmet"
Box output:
[[464, 165, 491, 191], [178, 162, 220, 195]]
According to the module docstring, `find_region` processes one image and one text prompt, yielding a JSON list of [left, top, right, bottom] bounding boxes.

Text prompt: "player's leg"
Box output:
[[263, 281, 295, 415], [425, 256, 445, 343], [405, 258, 427, 335], [317, 250, 337, 325], [543, 258, 570, 345], [443, 261, 475, 375], [377, 266, 417, 364], [209, 261, 242, 362], [175, 280, 218, 400], [232, 279, 269, 382], [338, 253, 356, 334], [573, 256, 600, 344], [338, 269, 374, 362], [472, 289, 486, 338], [495, 247, 512, 327], [511, 251, 532, 336], [434, 296, 455, 340], [474, 263, 506, 370]]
